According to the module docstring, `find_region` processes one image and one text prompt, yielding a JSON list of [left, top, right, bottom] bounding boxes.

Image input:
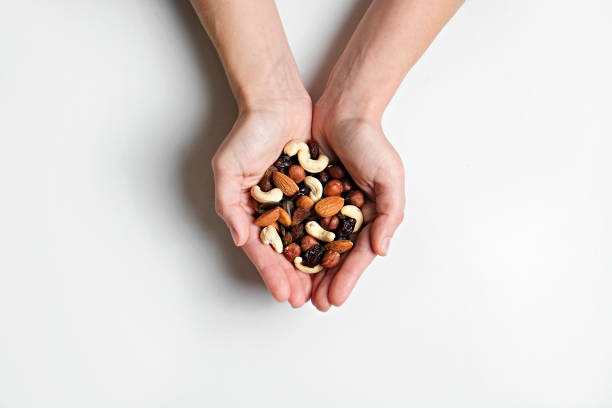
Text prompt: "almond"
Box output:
[[254, 207, 280, 227], [314, 196, 344, 217], [277, 207, 291, 227], [273, 171, 299, 196], [325, 240, 353, 254], [296, 195, 314, 209]]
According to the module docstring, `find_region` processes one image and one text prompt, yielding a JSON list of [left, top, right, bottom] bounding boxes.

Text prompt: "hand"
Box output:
[[212, 97, 315, 307], [310, 103, 406, 311]]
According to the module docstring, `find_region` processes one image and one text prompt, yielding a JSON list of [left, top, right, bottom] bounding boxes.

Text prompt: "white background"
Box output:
[[1, 0, 611, 406]]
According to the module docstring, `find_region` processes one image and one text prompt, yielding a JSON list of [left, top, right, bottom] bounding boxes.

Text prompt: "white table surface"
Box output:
[[1, 1, 611, 406]]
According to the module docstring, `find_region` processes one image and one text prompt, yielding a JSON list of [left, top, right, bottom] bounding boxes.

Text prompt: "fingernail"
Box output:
[[381, 237, 391, 255]]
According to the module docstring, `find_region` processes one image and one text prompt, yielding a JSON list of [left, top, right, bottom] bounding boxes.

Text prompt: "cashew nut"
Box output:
[[340, 205, 363, 232], [297, 150, 329, 174], [250, 185, 283, 204], [260, 225, 283, 253], [283, 140, 309, 157], [303, 176, 323, 202], [305, 221, 335, 242], [293, 256, 324, 274]]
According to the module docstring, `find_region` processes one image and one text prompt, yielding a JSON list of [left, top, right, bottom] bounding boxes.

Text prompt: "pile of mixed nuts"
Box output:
[[249, 140, 365, 274]]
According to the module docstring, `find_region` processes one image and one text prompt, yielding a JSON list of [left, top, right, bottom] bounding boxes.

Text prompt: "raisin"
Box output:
[[292, 208, 311, 226], [290, 223, 305, 240], [282, 231, 293, 247], [307, 141, 320, 159], [258, 165, 278, 192], [336, 217, 356, 240], [302, 245, 325, 267], [274, 154, 292, 171], [316, 169, 330, 184], [295, 184, 311, 197]]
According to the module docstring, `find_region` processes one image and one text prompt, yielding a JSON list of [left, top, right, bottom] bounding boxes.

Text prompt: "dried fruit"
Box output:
[[316, 169, 330, 184], [290, 223, 305, 240], [300, 235, 318, 252], [288, 165, 306, 184], [325, 240, 353, 254], [258, 165, 278, 192], [302, 245, 325, 267], [346, 190, 365, 207], [254, 207, 280, 227], [323, 179, 343, 196], [295, 184, 311, 197], [314, 196, 344, 217], [283, 243, 301, 263], [328, 165, 345, 179], [296, 195, 314, 209], [321, 250, 340, 268], [274, 154, 292, 171], [336, 217, 356, 240], [282, 231, 293, 247], [307, 141, 320, 159], [320, 215, 339, 231], [292, 208, 311, 226], [273, 171, 299, 196]]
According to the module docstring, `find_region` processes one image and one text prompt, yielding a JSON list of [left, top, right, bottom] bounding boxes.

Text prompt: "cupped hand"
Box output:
[[211, 97, 314, 307], [310, 106, 406, 311]]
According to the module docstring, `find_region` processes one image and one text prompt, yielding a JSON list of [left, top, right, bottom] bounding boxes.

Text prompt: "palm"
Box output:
[[311, 118, 405, 311], [212, 108, 314, 307]]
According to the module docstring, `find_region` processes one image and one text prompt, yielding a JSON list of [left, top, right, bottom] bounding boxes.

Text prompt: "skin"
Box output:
[[190, 0, 464, 310]]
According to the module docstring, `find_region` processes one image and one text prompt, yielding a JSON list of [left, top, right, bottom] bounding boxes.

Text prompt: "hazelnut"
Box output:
[[288, 165, 306, 184], [341, 178, 353, 193], [320, 250, 341, 269], [296, 195, 314, 209], [328, 165, 346, 179], [346, 190, 365, 207], [300, 235, 318, 252], [320, 215, 339, 231], [283, 243, 301, 263], [324, 179, 343, 196]]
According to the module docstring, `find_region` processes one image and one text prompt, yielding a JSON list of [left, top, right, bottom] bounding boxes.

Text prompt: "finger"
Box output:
[[296, 271, 314, 303], [328, 224, 377, 307], [286, 269, 307, 308], [312, 270, 335, 312], [241, 224, 291, 302], [370, 175, 405, 256], [212, 166, 251, 247]]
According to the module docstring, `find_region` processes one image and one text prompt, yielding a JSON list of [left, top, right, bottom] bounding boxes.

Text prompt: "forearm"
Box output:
[[190, 0, 308, 110], [319, 0, 464, 120]]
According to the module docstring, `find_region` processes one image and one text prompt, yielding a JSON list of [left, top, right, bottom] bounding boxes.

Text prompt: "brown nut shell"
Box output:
[[254, 207, 280, 227], [283, 243, 301, 263], [323, 179, 343, 196], [320, 215, 339, 231], [300, 235, 319, 252], [320, 250, 341, 269], [288, 165, 306, 184], [314, 196, 344, 217], [328, 165, 346, 179], [296, 195, 314, 209], [346, 190, 365, 207], [273, 171, 299, 196]]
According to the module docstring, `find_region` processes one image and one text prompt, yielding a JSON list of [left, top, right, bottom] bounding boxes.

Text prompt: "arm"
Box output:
[[312, 0, 464, 310], [190, 0, 313, 307]]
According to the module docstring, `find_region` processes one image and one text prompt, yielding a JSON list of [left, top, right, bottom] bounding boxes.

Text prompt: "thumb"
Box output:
[[370, 172, 405, 256], [213, 168, 251, 247]]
